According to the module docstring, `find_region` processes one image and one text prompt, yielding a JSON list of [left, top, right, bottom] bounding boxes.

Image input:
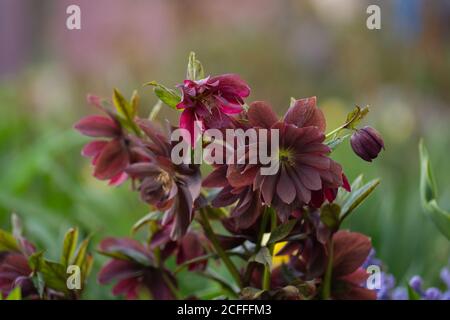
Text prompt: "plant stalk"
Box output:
[[199, 209, 243, 289]]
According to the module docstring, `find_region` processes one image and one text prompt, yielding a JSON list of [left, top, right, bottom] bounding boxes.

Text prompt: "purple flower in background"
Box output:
[[177, 74, 250, 142], [350, 126, 384, 162]]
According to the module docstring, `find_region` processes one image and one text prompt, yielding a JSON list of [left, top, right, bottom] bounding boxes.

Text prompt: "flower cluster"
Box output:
[[70, 52, 388, 300], [4, 53, 450, 301]]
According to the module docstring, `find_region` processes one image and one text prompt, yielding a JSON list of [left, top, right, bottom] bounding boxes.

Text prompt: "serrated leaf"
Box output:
[[320, 203, 341, 229], [132, 211, 163, 234], [61, 228, 78, 267], [419, 140, 450, 240], [187, 51, 205, 81], [251, 247, 272, 269], [267, 220, 297, 245], [340, 179, 380, 222], [0, 229, 20, 252]]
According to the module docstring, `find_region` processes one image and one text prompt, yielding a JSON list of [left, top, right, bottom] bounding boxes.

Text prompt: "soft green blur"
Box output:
[[1, 0, 449, 297]]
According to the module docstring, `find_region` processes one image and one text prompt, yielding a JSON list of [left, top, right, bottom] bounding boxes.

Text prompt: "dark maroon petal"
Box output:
[[202, 165, 228, 188], [112, 278, 140, 299], [296, 166, 322, 191], [125, 162, 160, 177], [247, 101, 279, 128], [210, 74, 250, 98], [283, 96, 326, 132], [332, 231, 372, 277], [363, 126, 384, 149], [74, 115, 120, 138], [81, 140, 107, 158], [99, 237, 151, 262], [276, 165, 296, 204], [97, 259, 142, 284], [94, 139, 129, 180], [176, 233, 207, 271], [179, 108, 199, 145], [211, 186, 241, 207], [226, 165, 258, 189], [342, 174, 351, 192], [261, 174, 278, 205]]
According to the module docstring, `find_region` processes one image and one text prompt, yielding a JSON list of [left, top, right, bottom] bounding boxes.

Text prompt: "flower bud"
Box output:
[[350, 126, 384, 162]]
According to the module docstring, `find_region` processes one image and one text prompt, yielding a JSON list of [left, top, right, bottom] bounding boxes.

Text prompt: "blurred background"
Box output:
[[0, 0, 449, 298]]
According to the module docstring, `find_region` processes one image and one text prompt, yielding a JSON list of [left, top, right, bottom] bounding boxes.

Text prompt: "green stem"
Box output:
[[199, 209, 243, 289], [325, 124, 346, 139], [262, 208, 277, 290], [162, 272, 182, 299], [243, 206, 271, 285], [321, 239, 334, 299]]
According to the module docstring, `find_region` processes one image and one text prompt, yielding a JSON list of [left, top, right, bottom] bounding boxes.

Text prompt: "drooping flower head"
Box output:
[[177, 74, 250, 142], [74, 95, 132, 185], [125, 120, 201, 240], [98, 237, 176, 300]]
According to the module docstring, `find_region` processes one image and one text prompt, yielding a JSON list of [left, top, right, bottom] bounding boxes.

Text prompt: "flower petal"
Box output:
[[74, 115, 120, 138]]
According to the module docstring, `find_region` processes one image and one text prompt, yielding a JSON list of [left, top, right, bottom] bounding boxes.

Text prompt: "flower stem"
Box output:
[[199, 209, 243, 290], [321, 239, 334, 299], [262, 207, 276, 290]]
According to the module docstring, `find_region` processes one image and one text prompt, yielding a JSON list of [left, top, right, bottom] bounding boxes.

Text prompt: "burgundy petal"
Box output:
[[74, 115, 120, 138]]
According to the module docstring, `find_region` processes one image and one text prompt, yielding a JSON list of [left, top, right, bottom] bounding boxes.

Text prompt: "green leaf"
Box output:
[[6, 286, 22, 300], [144, 81, 181, 109], [113, 88, 132, 120], [339, 178, 380, 222], [251, 247, 272, 269], [0, 229, 20, 252], [344, 105, 369, 130], [73, 238, 89, 266], [30, 252, 69, 294], [419, 140, 450, 240], [61, 228, 78, 266], [132, 211, 163, 234], [130, 90, 140, 118], [187, 51, 205, 81], [267, 220, 297, 245], [407, 284, 421, 300], [320, 203, 341, 229]]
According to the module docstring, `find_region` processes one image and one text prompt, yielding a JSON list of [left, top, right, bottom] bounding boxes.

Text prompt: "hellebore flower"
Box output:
[[125, 120, 201, 240], [74, 95, 131, 185], [98, 237, 176, 300], [205, 97, 346, 224], [0, 253, 37, 299], [330, 230, 376, 300], [350, 126, 384, 162], [177, 74, 250, 142]]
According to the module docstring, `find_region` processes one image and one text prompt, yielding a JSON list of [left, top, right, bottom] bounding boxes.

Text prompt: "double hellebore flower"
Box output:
[[74, 95, 131, 185], [125, 120, 201, 240], [350, 126, 385, 162], [177, 74, 250, 142], [205, 96, 346, 225], [98, 237, 176, 300]]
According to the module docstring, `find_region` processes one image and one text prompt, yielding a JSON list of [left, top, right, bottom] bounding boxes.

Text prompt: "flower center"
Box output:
[[278, 148, 294, 165], [157, 171, 172, 193]]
